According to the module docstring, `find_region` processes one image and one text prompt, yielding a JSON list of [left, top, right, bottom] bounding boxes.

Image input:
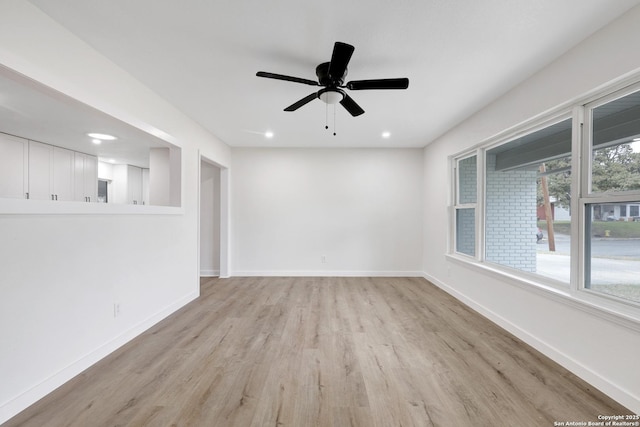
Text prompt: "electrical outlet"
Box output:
[[113, 303, 121, 318]]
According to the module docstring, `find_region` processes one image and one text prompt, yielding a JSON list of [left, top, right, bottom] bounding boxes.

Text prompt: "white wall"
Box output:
[[423, 5, 640, 412], [0, 1, 230, 423], [149, 147, 171, 206], [231, 148, 423, 276], [97, 161, 114, 181]]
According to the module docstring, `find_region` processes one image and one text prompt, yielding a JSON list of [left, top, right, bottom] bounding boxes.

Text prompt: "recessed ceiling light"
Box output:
[[92, 139, 102, 145], [265, 131, 274, 139], [87, 132, 117, 141], [382, 131, 391, 138]]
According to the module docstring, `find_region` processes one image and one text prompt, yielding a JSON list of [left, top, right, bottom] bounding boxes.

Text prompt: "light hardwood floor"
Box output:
[[4, 277, 630, 426]]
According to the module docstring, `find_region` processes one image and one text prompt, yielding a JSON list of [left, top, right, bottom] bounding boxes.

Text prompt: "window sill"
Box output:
[[445, 253, 640, 333], [0, 198, 183, 215]]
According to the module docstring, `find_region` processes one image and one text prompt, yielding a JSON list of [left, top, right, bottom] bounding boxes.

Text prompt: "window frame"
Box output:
[[582, 81, 640, 200], [447, 75, 640, 327], [482, 113, 574, 288], [452, 152, 480, 259], [578, 82, 640, 306]]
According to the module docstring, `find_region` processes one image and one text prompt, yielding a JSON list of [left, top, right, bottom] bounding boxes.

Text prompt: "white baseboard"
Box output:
[[421, 272, 640, 414], [200, 269, 220, 277], [0, 291, 199, 425], [231, 270, 424, 277]]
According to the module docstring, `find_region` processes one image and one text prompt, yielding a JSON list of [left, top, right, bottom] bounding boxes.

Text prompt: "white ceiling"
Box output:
[[24, 0, 640, 148]]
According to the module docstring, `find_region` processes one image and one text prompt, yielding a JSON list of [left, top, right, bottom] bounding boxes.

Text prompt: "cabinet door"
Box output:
[[127, 165, 143, 204], [83, 155, 97, 202], [52, 147, 74, 201], [142, 168, 149, 205], [111, 164, 128, 204], [28, 141, 53, 200], [0, 134, 28, 199], [74, 153, 98, 202], [74, 153, 86, 202]]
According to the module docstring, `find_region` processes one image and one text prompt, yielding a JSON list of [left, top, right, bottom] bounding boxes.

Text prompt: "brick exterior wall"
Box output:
[[458, 156, 477, 204], [485, 154, 538, 272], [456, 208, 475, 256]]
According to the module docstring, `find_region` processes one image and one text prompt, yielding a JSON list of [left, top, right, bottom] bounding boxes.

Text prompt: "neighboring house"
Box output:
[[537, 202, 640, 222], [537, 201, 571, 221], [594, 203, 640, 221]]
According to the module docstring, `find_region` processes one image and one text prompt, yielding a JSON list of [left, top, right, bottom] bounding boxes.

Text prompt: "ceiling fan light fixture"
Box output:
[[318, 88, 344, 105], [256, 41, 408, 119]]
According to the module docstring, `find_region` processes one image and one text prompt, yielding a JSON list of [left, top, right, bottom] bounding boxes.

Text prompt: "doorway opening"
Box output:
[[199, 155, 228, 282], [98, 179, 109, 203]]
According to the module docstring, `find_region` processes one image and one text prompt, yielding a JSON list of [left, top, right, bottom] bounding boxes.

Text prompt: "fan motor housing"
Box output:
[[316, 62, 347, 86]]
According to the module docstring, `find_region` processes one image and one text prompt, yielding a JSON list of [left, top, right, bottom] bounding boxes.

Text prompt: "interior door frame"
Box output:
[[198, 152, 230, 279]]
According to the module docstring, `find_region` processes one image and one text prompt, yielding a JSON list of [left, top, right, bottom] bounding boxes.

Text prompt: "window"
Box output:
[[584, 86, 640, 304], [450, 77, 640, 312], [590, 89, 640, 194], [585, 203, 640, 303], [454, 155, 477, 257], [485, 118, 572, 283]]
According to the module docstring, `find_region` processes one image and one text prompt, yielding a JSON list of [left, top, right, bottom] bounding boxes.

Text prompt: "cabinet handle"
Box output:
[[51, 194, 55, 201], [88, 196, 90, 202], [26, 192, 29, 200], [55, 194, 58, 201]]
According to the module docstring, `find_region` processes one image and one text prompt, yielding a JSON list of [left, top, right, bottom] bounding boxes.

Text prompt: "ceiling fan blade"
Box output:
[[346, 78, 409, 90], [328, 42, 355, 80], [284, 92, 318, 111], [256, 71, 319, 86], [340, 94, 364, 117]]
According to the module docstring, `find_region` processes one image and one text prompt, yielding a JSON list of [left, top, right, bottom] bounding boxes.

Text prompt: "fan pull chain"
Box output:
[[325, 102, 329, 130], [333, 104, 337, 136], [323, 103, 337, 136]]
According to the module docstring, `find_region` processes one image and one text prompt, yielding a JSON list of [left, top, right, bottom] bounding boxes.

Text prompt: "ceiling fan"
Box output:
[[256, 42, 409, 117]]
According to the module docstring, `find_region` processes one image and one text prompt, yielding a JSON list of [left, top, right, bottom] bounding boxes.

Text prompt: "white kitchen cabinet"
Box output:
[[142, 168, 149, 206], [52, 146, 74, 201], [128, 165, 143, 205], [112, 164, 146, 205], [28, 141, 52, 200], [28, 141, 74, 201], [0, 133, 28, 199], [74, 152, 98, 202]]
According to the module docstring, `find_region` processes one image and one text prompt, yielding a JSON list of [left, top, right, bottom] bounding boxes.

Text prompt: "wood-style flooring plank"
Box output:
[[3, 276, 631, 427]]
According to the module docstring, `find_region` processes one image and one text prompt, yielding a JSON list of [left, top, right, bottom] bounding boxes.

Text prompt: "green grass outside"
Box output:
[[537, 220, 640, 238], [590, 284, 640, 304]]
